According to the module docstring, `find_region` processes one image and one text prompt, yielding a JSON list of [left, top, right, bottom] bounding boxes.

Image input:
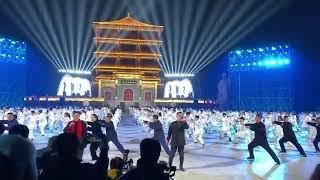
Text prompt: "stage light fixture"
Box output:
[[58, 69, 91, 75], [284, 59, 290, 64], [164, 73, 195, 78], [229, 45, 291, 71], [0, 37, 26, 64]]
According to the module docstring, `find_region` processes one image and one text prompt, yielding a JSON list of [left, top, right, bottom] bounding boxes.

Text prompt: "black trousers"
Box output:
[[90, 142, 100, 159], [154, 137, 171, 156], [89, 138, 109, 160], [109, 138, 125, 153], [248, 140, 280, 163], [279, 137, 306, 155], [169, 145, 185, 168], [313, 136, 320, 151]]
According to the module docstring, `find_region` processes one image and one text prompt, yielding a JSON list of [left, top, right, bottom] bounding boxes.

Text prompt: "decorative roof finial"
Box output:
[[127, 12, 130, 17]]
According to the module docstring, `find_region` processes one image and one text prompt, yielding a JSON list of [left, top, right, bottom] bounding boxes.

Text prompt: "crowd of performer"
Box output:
[[0, 106, 122, 140], [131, 107, 320, 167], [0, 106, 320, 169], [131, 107, 319, 147]]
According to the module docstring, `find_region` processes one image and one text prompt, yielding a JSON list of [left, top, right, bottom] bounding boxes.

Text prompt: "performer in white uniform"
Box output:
[[37, 110, 47, 136], [61, 112, 71, 132], [80, 110, 86, 122], [48, 109, 56, 132], [308, 114, 318, 142], [193, 115, 205, 148], [220, 113, 231, 141], [234, 117, 251, 144], [17, 109, 25, 125], [271, 115, 281, 148], [185, 112, 194, 139], [28, 110, 36, 140]]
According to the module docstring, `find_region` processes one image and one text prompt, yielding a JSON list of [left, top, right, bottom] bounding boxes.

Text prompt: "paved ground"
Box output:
[[34, 115, 320, 180]]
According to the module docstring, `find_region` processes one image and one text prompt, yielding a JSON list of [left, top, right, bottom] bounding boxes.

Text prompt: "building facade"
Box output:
[[92, 15, 163, 108]]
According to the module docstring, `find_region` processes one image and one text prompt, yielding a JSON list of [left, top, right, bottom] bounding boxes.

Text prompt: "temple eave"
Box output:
[[94, 38, 162, 45], [94, 52, 161, 59], [95, 66, 161, 71], [92, 16, 163, 29], [96, 75, 160, 81], [93, 24, 163, 32], [94, 52, 161, 56]]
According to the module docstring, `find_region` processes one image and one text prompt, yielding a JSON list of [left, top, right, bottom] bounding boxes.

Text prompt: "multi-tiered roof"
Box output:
[[93, 14, 163, 82]]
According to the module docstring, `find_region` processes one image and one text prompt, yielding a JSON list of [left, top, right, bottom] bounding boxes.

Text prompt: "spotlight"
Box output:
[[236, 50, 242, 55], [164, 73, 195, 78], [283, 59, 290, 64], [269, 60, 277, 65]]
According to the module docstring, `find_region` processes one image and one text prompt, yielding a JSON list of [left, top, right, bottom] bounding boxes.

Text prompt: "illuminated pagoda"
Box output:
[[92, 14, 163, 107]]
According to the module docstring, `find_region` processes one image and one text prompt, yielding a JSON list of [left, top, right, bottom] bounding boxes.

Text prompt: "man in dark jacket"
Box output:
[[100, 114, 129, 155], [2, 112, 19, 131], [86, 114, 107, 160], [307, 117, 320, 152], [167, 112, 189, 171], [274, 115, 306, 156], [245, 113, 280, 164], [145, 114, 171, 156]]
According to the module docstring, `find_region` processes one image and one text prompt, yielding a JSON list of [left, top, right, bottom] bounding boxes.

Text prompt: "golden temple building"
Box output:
[[92, 14, 163, 107]]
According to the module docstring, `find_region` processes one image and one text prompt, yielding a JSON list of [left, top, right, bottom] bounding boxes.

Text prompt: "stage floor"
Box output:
[[34, 116, 319, 180]]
